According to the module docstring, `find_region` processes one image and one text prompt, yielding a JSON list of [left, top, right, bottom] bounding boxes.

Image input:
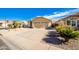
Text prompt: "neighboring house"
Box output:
[[29, 17, 52, 28], [0, 20, 12, 28], [56, 12, 79, 30], [21, 21, 28, 28], [55, 19, 66, 26]]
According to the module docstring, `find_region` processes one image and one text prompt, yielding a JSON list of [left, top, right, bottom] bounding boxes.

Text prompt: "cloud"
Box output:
[[43, 8, 79, 21], [44, 12, 69, 18]]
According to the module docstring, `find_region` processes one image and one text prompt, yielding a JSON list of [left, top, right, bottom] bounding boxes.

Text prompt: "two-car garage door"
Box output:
[[34, 22, 48, 28]]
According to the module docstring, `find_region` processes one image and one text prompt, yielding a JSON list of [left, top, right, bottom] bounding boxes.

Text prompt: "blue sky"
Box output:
[[0, 8, 78, 21]]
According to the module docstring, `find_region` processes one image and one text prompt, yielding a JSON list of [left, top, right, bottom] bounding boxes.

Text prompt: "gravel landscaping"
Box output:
[[43, 30, 79, 50]]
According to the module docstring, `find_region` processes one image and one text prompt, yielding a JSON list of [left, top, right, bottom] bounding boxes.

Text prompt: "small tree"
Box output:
[[13, 21, 21, 28], [8, 21, 21, 29]]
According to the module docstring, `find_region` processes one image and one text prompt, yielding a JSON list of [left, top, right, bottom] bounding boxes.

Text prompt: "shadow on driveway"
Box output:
[[43, 30, 63, 45]]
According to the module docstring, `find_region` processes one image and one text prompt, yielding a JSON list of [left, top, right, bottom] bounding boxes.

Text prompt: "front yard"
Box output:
[[43, 30, 79, 50], [0, 28, 79, 50]]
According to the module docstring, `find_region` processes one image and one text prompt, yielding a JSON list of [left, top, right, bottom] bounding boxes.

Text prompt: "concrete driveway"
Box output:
[[0, 28, 62, 50]]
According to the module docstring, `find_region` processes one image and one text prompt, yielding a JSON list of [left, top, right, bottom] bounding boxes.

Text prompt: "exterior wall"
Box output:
[[56, 13, 79, 25], [56, 12, 79, 30], [64, 16, 79, 26], [31, 17, 52, 28], [56, 20, 66, 26]]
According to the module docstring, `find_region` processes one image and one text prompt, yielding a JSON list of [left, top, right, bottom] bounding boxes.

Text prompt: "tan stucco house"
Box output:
[[0, 20, 12, 28], [29, 17, 52, 28], [56, 12, 79, 30]]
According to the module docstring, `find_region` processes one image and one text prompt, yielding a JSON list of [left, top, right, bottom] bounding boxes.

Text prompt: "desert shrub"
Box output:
[[8, 24, 14, 28], [72, 31, 79, 38], [56, 26, 74, 32], [55, 26, 79, 43], [55, 26, 65, 32], [59, 27, 73, 42]]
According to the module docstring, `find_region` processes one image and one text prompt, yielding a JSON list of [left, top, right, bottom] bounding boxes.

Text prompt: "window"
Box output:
[[77, 20, 79, 27], [35, 22, 47, 24], [67, 20, 71, 25], [67, 20, 77, 27], [35, 22, 40, 24], [72, 20, 76, 26]]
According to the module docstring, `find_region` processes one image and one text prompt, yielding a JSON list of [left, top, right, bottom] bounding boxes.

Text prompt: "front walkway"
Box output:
[[0, 28, 63, 50]]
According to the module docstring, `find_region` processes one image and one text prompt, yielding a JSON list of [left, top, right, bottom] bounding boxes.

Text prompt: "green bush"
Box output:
[[56, 26, 74, 32], [8, 21, 21, 29], [55, 26, 79, 43], [8, 24, 14, 28], [55, 26, 65, 32], [13, 21, 21, 28], [72, 31, 79, 38]]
